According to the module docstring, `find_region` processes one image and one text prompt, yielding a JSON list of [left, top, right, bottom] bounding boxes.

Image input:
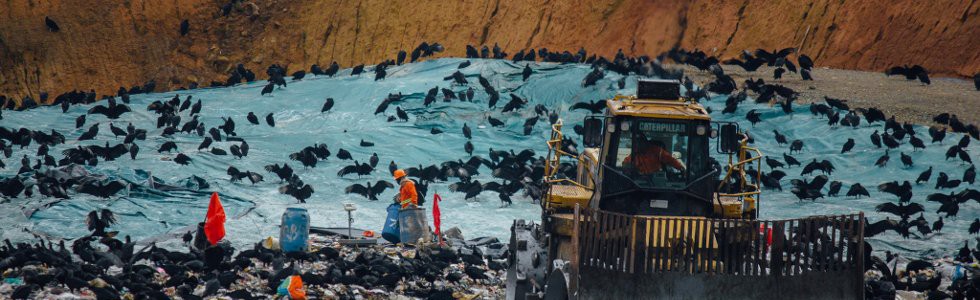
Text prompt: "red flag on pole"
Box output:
[[204, 192, 226, 246], [432, 193, 442, 236]]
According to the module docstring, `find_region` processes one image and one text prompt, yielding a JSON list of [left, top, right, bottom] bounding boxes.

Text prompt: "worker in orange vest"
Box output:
[[392, 169, 418, 209]]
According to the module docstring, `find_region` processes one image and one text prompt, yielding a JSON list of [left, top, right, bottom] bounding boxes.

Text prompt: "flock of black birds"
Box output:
[[666, 47, 980, 298], [0, 13, 973, 299]]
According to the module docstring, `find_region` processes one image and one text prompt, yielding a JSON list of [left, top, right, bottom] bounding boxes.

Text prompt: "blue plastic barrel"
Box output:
[[399, 207, 429, 245], [280, 207, 310, 253], [382, 203, 401, 243]]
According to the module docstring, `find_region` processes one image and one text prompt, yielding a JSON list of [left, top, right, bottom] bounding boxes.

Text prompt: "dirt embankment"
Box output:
[[0, 0, 977, 103]]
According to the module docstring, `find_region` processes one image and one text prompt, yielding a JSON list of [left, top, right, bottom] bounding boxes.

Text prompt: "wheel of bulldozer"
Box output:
[[543, 270, 568, 300]]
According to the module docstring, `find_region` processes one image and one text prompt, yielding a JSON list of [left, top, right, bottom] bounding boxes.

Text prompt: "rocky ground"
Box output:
[[678, 64, 980, 125], [0, 228, 507, 299]]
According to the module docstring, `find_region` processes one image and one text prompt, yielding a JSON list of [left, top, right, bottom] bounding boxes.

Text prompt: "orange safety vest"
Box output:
[[623, 145, 684, 174], [398, 179, 419, 208]]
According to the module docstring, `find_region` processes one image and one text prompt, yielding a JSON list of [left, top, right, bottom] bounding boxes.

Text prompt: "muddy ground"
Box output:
[[679, 64, 979, 126]]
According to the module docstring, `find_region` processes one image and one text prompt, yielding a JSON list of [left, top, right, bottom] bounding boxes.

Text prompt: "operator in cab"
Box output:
[[622, 137, 685, 175]]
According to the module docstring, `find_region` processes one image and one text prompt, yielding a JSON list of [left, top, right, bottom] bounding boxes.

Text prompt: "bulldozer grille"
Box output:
[[575, 208, 865, 276]]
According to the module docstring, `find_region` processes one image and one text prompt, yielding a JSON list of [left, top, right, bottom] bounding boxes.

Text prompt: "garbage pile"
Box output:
[[0, 227, 510, 299], [864, 249, 980, 299]]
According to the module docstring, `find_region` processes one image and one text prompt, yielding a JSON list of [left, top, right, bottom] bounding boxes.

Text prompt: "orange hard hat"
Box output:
[[393, 169, 406, 180]]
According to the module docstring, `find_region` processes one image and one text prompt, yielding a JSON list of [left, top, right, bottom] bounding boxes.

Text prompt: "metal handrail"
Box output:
[[544, 119, 595, 187], [717, 136, 764, 199]]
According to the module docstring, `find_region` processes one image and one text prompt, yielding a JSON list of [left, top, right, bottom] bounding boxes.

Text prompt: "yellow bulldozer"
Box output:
[[506, 79, 866, 300]]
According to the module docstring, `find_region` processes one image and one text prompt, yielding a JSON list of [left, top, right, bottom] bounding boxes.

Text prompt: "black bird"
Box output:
[[783, 153, 801, 167], [230, 144, 243, 159], [280, 183, 313, 203], [345, 181, 395, 200], [929, 126, 946, 144], [159, 141, 178, 153], [261, 83, 274, 96], [841, 138, 855, 154], [800, 159, 825, 175], [395, 50, 407, 65], [900, 152, 913, 167], [846, 183, 870, 198], [292, 70, 307, 80], [935, 172, 949, 189], [351, 64, 365, 76], [265, 113, 275, 127], [179, 19, 189, 36], [765, 157, 784, 170], [45, 16, 60, 32], [77, 123, 100, 141], [463, 123, 472, 139], [86, 209, 117, 237], [965, 166, 976, 184], [909, 135, 925, 151], [789, 140, 804, 153], [174, 153, 191, 165], [128, 143, 139, 160], [970, 219, 980, 235], [79, 179, 127, 198], [368, 153, 380, 168], [289, 148, 318, 168], [209, 127, 222, 142], [876, 202, 925, 220], [396, 106, 409, 121], [746, 110, 762, 126], [865, 218, 901, 237], [957, 147, 973, 164], [211, 148, 227, 155], [502, 93, 527, 113], [264, 163, 294, 182], [360, 139, 374, 147], [381, 162, 396, 177], [824, 96, 849, 111], [974, 72, 980, 91], [430, 128, 443, 134], [522, 64, 532, 81], [247, 112, 259, 125], [570, 100, 606, 114], [932, 217, 943, 233], [798, 54, 814, 70], [871, 130, 882, 148], [76, 114, 86, 129], [465, 141, 474, 156], [946, 145, 961, 161], [227, 166, 248, 182], [487, 116, 505, 127], [800, 69, 813, 81], [322, 98, 335, 112], [916, 166, 932, 184], [881, 132, 900, 149], [338, 161, 374, 177], [773, 130, 788, 145], [337, 148, 352, 160], [828, 181, 843, 197], [875, 150, 890, 167]]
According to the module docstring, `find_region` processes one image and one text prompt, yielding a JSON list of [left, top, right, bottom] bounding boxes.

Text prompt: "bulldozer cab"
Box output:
[[559, 79, 756, 218]]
